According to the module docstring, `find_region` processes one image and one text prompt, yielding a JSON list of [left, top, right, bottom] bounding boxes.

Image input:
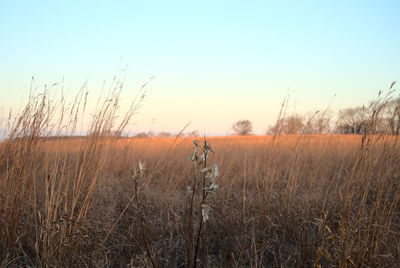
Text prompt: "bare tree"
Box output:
[[268, 114, 304, 134], [336, 106, 369, 134], [302, 110, 333, 134], [283, 114, 304, 134], [382, 97, 400, 135], [232, 120, 253, 135]]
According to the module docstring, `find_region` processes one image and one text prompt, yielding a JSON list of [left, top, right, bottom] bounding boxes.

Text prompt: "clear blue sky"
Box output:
[[0, 1, 399, 135]]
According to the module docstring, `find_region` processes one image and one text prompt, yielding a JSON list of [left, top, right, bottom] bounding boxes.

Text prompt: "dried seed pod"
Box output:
[[189, 149, 198, 162], [205, 142, 214, 153], [201, 204, 212, 223], [197, 154, 205, 166], [138, 161, 144, 175], [211, 164, 218, 183], [209, 182, 219, 191], [200, 166, 212, 174], [204, 183, 219, 193]]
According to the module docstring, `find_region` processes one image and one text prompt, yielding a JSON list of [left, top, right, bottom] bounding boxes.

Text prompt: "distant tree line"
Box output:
[[268, 110, 333, 135], [267, 87, 400, 135], [335, 97, 400, 135], [132, 84, 399, 137], [133, 130, 200, 138]]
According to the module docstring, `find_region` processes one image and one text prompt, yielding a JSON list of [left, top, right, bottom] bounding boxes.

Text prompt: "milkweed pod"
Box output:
[[207, 164, 219, 182], [201, 204, 212, 223], [198, 153, 205, 165], [200, 166, 212, 174], [212, 164, 218, 178], [211, 183, 219, 191], [189, 149, 198, 162], [205, 142, 214, 153], [138, 161, 144, 175], [207, 182, 219, 192]]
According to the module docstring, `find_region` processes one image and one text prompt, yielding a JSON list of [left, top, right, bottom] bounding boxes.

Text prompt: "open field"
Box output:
[[0, 134, 399, 267], [2, 1, 400, 267]]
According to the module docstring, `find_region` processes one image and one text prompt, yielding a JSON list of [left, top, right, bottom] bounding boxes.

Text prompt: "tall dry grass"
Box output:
[[0, 83, 399, 267]]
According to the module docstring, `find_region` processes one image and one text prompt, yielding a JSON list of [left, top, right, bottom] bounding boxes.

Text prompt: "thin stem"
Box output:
[[193, 137, 208, 268], [187, 174, 197, 267], [193, 217, 203, 268]]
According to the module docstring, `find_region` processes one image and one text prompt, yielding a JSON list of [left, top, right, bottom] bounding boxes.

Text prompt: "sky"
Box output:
[[0, 1, 399, 135]]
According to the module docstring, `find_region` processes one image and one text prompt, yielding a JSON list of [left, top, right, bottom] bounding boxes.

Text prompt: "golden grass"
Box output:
[[1, 81, 399, 266], [1, 133, 399, 267]]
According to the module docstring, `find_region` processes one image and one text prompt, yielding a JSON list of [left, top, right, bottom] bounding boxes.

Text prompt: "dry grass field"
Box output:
[[1, 133, 399, 267], [2, 2, 400, 266], [0, 86, 399, 267]]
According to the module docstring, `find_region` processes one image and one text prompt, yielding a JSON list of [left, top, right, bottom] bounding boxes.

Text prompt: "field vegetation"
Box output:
[[0, 82, 399, 267]]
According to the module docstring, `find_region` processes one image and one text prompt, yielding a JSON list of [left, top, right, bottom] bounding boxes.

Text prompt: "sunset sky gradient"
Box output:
[[1, 1, 399, 135]]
